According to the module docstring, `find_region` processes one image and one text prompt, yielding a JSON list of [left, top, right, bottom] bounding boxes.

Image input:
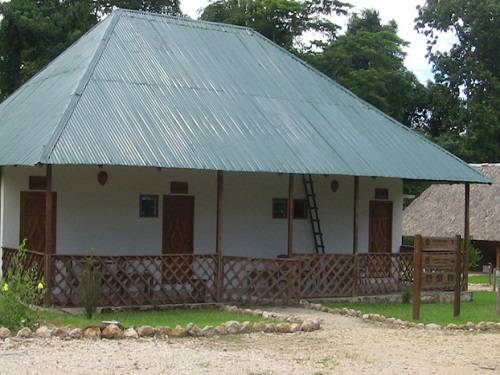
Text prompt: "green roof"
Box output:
[[0, 9, 489, 183]]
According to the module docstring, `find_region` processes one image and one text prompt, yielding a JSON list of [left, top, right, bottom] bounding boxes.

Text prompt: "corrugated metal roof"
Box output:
[[0, 9, 489, 183]]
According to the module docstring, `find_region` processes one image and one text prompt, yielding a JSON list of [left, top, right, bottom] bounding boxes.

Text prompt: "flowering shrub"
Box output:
[[0, 240, 46, 330]]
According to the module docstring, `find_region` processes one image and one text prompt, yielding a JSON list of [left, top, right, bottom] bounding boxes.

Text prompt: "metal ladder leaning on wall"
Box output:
[[302, 174, 325, 254]]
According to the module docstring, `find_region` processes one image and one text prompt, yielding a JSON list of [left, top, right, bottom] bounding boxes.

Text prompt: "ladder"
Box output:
[[302, 174, 325, 254]]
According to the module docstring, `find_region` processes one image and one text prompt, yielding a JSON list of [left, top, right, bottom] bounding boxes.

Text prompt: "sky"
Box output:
[[182, 0, 455, 83]]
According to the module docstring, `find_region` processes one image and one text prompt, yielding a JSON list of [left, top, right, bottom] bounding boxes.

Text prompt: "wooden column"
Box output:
[[215, 170, 224, 301], [287, 174, 294, 257], [496, 246, 500, 315], [44, 165, 54, 305], [453, 234, 462, 317], [463, 183, 470, 291], [352, 176, 359, 296], [412, 235, 423, 320], [352, 176, 359, 254]]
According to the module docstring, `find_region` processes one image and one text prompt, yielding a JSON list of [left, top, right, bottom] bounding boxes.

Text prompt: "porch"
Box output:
[[2, 247, 459, 307], [0, 165, 467, 307]]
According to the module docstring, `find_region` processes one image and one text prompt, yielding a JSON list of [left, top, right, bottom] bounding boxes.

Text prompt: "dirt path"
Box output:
[[0, 307, 499, 375]]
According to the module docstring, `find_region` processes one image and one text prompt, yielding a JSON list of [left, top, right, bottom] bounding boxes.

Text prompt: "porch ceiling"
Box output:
[[0, 10, 489, 184]]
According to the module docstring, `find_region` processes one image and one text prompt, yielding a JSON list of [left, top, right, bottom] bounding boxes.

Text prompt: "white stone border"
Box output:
[[0, 305, 321, 340], [300, 300, 500, 332]]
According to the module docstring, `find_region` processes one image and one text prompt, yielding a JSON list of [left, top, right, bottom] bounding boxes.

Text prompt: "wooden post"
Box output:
[[352, 176, 359, 296], [215, 170, 224, 301], [43, 165, 54, 306], [453, 234, 462, 317], [463, 183, 470, 291], [287, 173, 294, 258], [494, 246, 500, 292], [412, 235, 423, 320], [496, 247, 500, 314], [352, 176, 359, 254], [0, 166, 2, 280]]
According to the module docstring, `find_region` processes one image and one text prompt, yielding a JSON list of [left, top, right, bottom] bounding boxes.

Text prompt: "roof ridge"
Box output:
[[117, 8, 253, 32], [251, 32, 490, 183], [40, 11, 122, 163]]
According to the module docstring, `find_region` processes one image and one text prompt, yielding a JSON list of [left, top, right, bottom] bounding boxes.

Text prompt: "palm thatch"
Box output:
[[403, 164, 500, 241]]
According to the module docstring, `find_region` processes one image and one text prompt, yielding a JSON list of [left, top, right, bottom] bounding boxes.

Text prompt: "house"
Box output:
[[403, 163, 500, 269], [0, 10, 488, 306]]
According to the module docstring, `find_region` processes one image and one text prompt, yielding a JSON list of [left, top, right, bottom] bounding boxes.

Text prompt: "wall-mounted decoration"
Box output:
[[330, 179, 339, 192], [375, 188, 389, 200], [97, 171, 108, 186], [171, 181, 188, 194], [29, 176, 47, 190], [139, 195, 159, 217]]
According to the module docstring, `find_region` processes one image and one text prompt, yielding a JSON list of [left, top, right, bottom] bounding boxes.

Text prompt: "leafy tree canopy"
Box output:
[[416, 0, 500, 162], [0, 0, 181, 100], [305, 9, 426, 127], [200, 0, 351, 50]]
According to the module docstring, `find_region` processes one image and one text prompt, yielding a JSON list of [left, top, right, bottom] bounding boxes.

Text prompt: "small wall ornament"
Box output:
[[330, 179, 339, 192], [98, 171, 108, 186]]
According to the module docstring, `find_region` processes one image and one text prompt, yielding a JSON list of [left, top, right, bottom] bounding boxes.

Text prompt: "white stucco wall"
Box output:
[[0, 166, 403, 258]]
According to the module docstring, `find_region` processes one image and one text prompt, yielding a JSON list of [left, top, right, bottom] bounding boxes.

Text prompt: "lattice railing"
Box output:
[[221, 256, 300, 304], [50, 254, 217, 307], [1, 247, 45, 281], [357, 253, 414, 295], [294, 254, 355, 298], [1, 245, 462, 306]]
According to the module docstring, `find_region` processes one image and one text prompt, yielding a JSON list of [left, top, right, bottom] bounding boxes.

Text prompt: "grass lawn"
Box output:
[[324, 291, 500, 325], [468, 274, 491, 285], [39, 308, 269, 328]]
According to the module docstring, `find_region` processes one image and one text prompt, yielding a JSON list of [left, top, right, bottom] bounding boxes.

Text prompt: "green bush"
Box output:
[[401, 288, 413, 304], [0, 240, 46, 330], [78, 255, 102, 319], [464, 240, 483, 270]]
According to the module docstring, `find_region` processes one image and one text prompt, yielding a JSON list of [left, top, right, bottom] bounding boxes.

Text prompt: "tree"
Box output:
[[200, 0, 351, 51], [0, 0, 181, 101], [416, 0, 500, 162], [305, 9, 426, 127]]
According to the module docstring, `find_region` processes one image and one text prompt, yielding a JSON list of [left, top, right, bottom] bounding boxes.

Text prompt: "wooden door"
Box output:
[[20, 192, 56, 253], [368, 201, 392, 277], [162, 195, 194, 255], [369, 201, 393, 253]]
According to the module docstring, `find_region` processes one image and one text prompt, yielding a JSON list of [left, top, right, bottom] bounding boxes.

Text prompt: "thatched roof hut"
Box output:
[[403, 164, 500, 265]]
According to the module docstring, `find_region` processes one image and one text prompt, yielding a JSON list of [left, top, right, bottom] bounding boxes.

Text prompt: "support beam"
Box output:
[[287, 173, 294, 257], [352, 176, 359, 254], [45, 165, 54, 254], [216, 170, 224, 257], [216, 170, 224, 301], [453, 234, 462, 317], [493, 245, 500, 316], [413, 235, 423, 320], [463, 183, 470, 291], [352, 176, 359, 296], [44, 165, 54, 305]]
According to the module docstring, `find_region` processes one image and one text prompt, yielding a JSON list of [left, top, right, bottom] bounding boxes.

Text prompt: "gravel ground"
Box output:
[[0, 307, 499, 375]]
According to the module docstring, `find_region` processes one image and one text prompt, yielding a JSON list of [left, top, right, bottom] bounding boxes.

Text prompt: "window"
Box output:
[[272, 199, 308, 219], [139, 195, 158, 217], [272, 199, 288, 219], [293, 199, 308, 219]]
